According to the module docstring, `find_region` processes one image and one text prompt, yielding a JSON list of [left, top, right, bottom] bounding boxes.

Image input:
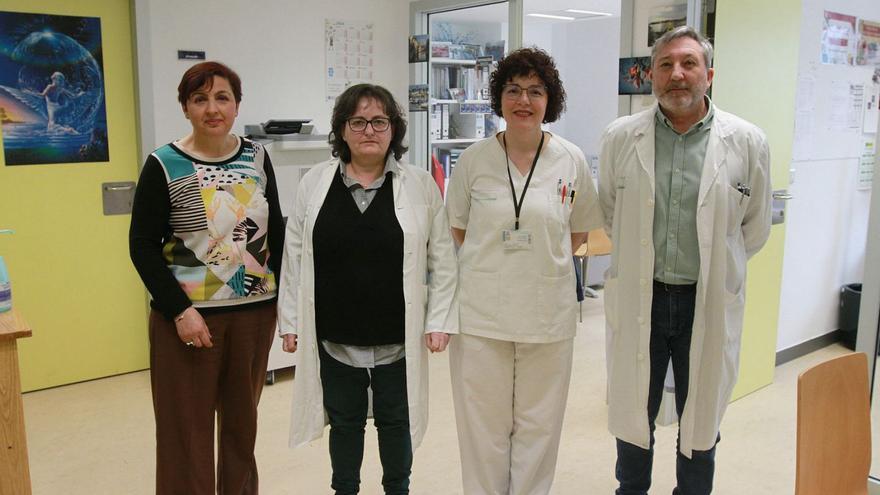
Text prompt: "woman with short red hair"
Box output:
[[129, 61, 284, 494]]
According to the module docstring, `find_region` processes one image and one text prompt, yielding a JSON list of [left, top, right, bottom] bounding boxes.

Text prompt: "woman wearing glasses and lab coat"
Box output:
[[445, 48, 603, 495], [277, 83, 458, 495]]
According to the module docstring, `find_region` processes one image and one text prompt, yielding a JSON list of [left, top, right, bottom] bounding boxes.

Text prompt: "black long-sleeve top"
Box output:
[[129, 138, 284, 320]]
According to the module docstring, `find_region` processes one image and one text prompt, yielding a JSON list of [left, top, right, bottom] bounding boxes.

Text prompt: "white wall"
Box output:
[[776, 0, 879, 350], [548, 18, 620, 160], [135, 0, 409, 154], [523, 21, 553, 51]]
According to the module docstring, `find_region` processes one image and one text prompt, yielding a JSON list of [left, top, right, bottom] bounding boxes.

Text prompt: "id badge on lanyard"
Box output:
[[501, 131, 544, 251], [502, 229, 532, 250]]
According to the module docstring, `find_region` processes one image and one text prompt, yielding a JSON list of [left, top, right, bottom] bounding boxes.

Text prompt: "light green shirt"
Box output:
[[652, 99, 714, 285]]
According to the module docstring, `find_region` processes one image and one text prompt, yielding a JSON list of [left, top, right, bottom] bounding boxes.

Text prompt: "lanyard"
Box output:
[[502, 131, 545, 230]]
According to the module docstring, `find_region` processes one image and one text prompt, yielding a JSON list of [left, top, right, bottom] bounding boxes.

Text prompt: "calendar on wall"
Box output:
[[325, 19, 374, 102]]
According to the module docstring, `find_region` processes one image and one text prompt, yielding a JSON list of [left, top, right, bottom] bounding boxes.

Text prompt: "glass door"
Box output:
[[410, 0, 515, 193]]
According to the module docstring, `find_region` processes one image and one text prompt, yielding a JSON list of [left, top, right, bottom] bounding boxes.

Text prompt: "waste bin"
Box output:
[[839, 283, 862, 350]]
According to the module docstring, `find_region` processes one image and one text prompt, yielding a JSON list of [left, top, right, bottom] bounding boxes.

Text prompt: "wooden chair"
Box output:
[[574, 228, 612, 321], [796, 352, 871, 495]]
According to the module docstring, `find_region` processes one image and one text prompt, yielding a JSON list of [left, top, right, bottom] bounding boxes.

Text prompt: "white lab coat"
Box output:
[[277, 157, 459, 449], [598, 104, 771, 457]]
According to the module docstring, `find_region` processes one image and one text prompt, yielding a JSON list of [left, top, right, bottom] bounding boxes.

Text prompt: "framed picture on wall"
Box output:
[[647, 4, 687, 47], [0, 10, 109, 165], [618, 57, 652, 95]]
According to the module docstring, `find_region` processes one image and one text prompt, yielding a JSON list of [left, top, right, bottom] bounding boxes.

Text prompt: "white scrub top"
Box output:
[[446, 132, 603, 343]]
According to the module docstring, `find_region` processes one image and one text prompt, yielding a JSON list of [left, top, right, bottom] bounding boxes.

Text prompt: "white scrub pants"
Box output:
[[450, 333, 574, 495]]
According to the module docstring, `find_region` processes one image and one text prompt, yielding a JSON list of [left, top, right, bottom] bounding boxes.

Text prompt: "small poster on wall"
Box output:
[[857, 19, 880, 67], [409, 35, 428, 63], [0, 11, 109, 166], [408, 84, 428, 112], [821, 11, 857, 65], [325, 19, 374, 102], [619, 57, 652, 95]]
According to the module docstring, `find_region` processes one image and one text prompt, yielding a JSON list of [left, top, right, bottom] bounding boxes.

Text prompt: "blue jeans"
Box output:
[[319, 346, 412, 495], [615, 281, 717, 495]]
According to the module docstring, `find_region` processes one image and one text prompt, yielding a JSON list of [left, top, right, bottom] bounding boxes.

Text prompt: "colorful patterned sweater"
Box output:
[[129, 137, 284, 320]]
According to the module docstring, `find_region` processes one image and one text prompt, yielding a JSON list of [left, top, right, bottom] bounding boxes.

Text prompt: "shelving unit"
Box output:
[[408, 5, 510, 194], [428, 54, 503, 192]]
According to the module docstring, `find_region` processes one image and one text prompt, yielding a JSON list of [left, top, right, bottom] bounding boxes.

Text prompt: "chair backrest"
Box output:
[[796, 352, 871, 495], [578, 228, 612, 258]]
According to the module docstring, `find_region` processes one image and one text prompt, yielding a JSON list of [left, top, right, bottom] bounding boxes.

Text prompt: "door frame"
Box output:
[[856, 126, 880, 487]]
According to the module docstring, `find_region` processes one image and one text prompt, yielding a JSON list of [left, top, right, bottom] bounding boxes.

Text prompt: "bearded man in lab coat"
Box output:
[[598, 26, 772, 495]]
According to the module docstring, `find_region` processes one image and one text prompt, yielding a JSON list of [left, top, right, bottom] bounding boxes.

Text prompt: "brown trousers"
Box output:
[[149, 302, 276, 495]]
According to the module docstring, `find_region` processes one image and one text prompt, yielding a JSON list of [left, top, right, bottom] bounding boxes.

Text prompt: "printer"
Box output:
[[245, 119, 320, 140]]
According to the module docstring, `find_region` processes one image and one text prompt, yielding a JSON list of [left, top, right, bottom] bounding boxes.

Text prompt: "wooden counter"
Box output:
[[0, 308, 32, 495]]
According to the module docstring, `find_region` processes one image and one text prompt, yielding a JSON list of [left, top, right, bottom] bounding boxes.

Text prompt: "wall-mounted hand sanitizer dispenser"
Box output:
[[0, 255, 11, 313], [0, 229, 13, 313]]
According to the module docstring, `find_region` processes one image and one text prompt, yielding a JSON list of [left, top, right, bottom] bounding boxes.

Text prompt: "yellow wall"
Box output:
[[0, 0, 148, 391], [712, 0, 801, 398]]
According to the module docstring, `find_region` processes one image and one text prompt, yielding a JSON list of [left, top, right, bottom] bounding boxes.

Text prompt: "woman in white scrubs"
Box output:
[[445, 47, 603, 495]]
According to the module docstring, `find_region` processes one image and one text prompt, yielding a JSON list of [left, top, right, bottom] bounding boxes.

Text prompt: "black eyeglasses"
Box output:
[[501, 84, 548, 100], [346, 117, 391, 132]]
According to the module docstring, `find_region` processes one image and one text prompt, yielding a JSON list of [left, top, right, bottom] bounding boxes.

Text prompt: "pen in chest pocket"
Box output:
[[735, 182, 751, 204]]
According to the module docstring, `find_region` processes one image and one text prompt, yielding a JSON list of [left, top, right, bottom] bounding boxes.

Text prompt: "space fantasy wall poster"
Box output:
[[0, 11, 109, 166]]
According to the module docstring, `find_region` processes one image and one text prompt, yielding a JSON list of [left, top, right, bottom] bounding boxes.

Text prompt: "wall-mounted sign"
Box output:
[[177, 50, 206, 60]]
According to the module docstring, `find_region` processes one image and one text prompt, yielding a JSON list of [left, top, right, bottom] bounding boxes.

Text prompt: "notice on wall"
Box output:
[[857, 19, 880, 67], [325, 19, 374, 102], [828, 81, 864, 131], [864, 83, 880, 134], [822, 11, 857, 65], [849, 84, 866, 130], [858, 138, 876, 190]]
